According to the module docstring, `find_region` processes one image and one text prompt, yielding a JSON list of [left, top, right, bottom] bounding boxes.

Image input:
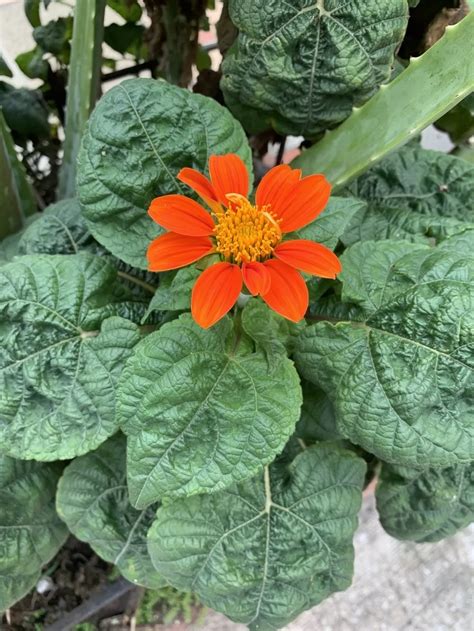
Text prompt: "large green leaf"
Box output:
[[56, 433, 166, 589], [18, 198, 92, 255], [77, 78, 252, 269], [118, 314, 302, 507], [0, 457, 68, 611], [221, 0, 408, 137], [349, 146, 474, 218], [148, 443, 366, 630], [0, 254, 147, 460], [376, 461, 474, 542], [294, 240, 474, 468]]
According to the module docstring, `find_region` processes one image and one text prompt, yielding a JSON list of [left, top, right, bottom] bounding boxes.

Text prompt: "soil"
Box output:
[[3, 537, 112, 630], [1, 537, 204, 631]]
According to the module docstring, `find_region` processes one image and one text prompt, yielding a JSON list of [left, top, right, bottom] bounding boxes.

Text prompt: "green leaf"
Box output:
[[15, 47, 49, 81], [144, 267, 200, 317], [293, 13, 474, 189], [0, 54, 13, 78], [18, 198, 92, 255], [33, 18, 73, 58], [376, 461, 474, 542], [295, 240, 474, 468], [435, 93, 474, 145], [241, 298, 304, 369], [221, 0, 408, 138], [0, 82, 50, 140], [347, 146, 474, 222], [148, 443, 366, 630], [296, 379, 343, 444], [107, 0, 142, 22], [56, 433, 166, 589], [296, 196, 366, 251], [24, 0, 41, 28], [118, 314, 302, 507], [77, 78, 252, 269], [0, 254, 148, 461], [0, 456, 68, 611], [104, 23, 145, 56]]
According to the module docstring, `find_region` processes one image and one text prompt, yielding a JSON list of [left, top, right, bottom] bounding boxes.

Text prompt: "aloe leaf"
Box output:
[[0, 110, 36, 237], [293, 13, 474, 189], [57, 0, 106, 199]]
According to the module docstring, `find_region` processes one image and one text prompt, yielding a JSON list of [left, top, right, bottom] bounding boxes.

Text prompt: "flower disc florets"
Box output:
[[213, 194, 281, 264]]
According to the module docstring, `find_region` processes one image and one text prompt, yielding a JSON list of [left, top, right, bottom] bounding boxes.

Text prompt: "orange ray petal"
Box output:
[[147, 233, 213, 272], [274, 240, 342, 278], [177, 167, 218, 202], [277, 174, 332, 233], [148, 195, 215, 236], [255, 164, 301, 214], [261, 259, 308, 322], [242, 261, 272, 296], [209, 154, 249, 205], [191, 262, 243, 328]]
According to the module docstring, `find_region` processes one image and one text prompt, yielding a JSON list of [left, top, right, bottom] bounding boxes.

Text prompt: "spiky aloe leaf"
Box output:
[[293, 13, 474, 189], [57, 0, 106, 198]]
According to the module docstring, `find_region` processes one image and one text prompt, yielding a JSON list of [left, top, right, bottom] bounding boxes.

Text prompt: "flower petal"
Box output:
[[261, 259, 308, 322], [148, 195, 215, 236], [277, 174, 332, 233], [274, 240, 342, 278], [147, 233, 213, 272], [191, 262, 243, 328], [209, 154, 249, 205], [242, 261, 272, 296], [177, 167, 218, 202], [255, 164, 301, 212]]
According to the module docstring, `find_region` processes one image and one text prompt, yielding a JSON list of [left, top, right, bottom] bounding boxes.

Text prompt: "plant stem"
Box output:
[[58, 0, 106, 198]]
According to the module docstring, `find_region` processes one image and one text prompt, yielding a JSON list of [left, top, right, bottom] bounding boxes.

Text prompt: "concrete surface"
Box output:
[[194, 494, 474, 631]]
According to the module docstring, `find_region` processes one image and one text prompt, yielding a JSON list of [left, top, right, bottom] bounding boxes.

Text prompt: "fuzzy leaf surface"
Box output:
[[0, 254, 146, 460], [119, 315, 302, 507], [0, 457, 68, 610], [148, 443, 365, 630], [56, 433, 166, 588]]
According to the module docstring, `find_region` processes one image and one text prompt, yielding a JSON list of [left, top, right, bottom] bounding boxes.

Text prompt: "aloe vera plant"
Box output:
[[293, 12, 474, 188], [57, 0, 106, 198]]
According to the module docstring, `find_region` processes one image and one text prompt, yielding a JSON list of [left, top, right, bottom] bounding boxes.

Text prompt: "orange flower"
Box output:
[[147, 154, 341, 328]]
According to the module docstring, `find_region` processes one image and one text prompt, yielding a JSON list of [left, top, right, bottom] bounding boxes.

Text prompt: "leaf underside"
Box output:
[[222, 0, 408, 137]]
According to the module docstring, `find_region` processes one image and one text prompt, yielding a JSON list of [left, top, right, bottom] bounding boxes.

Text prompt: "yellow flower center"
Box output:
[[213, 194, 281, 264]]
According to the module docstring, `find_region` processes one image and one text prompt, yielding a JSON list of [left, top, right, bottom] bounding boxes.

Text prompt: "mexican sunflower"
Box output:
[[147, 153, 341, 328]]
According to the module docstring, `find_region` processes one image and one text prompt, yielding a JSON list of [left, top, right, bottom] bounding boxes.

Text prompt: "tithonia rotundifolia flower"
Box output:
[[147, 153, 341, 328]]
